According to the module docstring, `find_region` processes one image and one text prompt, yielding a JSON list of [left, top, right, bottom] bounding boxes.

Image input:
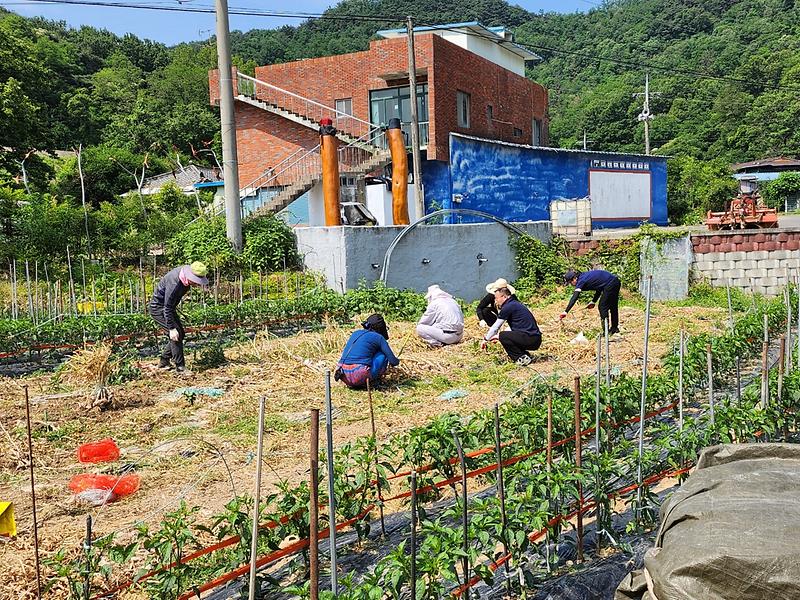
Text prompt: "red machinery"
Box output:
[[705, 191, 778, 230]]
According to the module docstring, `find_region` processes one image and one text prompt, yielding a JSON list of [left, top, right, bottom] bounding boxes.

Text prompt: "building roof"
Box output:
[[376, 22, 541, 62], [450, 133, 668, 160], [140, 164, 222, 194], [732, 156, 800, 172]]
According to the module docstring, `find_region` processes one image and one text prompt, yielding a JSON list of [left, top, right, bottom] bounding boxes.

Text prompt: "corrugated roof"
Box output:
[[142, 164, 221, 190], [450, 133, 668, 160], [732, 156, 800, 171]]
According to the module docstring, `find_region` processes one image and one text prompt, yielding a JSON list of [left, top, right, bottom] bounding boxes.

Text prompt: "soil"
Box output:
[[0, 295, 728, 599]]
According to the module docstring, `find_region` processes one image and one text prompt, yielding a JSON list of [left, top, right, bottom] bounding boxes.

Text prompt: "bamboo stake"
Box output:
[[493, 404, 512, 595], [324, 373, 338, 595], [635, 275, 653, 519], [309, 409, 320, 600], [24, 386, 42, 598], [573, 376, 583, 563], [365, 379, 386, 536], [452, 430, 470, 599], [248, 397, 266, 600]]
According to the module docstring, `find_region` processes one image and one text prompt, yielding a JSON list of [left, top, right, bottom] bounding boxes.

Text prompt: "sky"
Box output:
[[2, 0, 596, 45]]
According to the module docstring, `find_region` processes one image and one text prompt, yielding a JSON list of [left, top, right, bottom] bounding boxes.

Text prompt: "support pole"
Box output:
[[452, 431, 470, 599], [678, 330, 685, 433], [24, 386, 42, 599], [778, 336, 786, 404], [493, 404, 512, 594], [324, 372, 338, 595], [309, 409, 320, 600], [83, 515, 92, 600], [409, 470, 417, 598], [726, 283, 733, 329], [595, 335, 602, 453], [319, 119, 342, 226], [386, 118, 410, 226], [215, 0, 242, 250], [604, 317, 611, 386], [545, 391, 553, 572], [406, 16, 424, 220], [707, 343, 715, 427], [785, 287, 792, 372], [573, 376, 583, 563], [762, 341, 770, 410], [365, 379, 386, 536], [636, 276, 653, 518], [248, 397, 266, 600]]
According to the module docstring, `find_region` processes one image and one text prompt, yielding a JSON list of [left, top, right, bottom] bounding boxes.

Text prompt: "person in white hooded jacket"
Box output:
[[416, 284, 464, 347]]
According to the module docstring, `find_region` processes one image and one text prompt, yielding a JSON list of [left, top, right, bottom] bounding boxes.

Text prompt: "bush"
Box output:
[[511, 234, 570, 285], [242, 215, 299, 271], [166, 216, 236, 270], [761, 172, 800, 210]]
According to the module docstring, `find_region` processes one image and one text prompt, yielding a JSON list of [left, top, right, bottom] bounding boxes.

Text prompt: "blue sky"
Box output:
[[4, 0, 596, 45]]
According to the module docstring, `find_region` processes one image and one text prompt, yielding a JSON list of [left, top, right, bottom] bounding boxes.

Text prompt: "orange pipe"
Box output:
[[387, 118, 409, 225], [320, 119, 341, 226]]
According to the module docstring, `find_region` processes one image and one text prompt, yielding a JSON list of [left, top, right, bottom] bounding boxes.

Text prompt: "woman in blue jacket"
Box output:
[[336, 314, 400, 388]]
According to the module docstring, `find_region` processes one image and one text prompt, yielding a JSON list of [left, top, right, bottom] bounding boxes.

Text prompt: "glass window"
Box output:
[[487, 105, 493, 121], [513, 127, 523, 137], [369, 84, 429, 146], [335, 98, 352, 116], [532, 118, 542, 145], [457, 91, 470, 128]]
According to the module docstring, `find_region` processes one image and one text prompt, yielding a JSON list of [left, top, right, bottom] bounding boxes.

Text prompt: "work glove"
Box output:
[[559, 312, 567, 320], [586, 302, 596, 309], [169, 329, 180, 342], [479, 320, 488, 328]]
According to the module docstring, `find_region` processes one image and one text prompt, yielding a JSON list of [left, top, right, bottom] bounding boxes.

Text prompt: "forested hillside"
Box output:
[[0, 0, 799, 241]]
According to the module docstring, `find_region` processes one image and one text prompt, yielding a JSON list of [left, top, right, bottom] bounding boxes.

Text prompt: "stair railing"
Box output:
[[237, 72, 376, 141]]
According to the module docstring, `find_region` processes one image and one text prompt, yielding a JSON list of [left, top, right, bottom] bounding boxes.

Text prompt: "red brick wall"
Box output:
[[428, 35, 548, 160], [691, 230, 800, 253], [235, 103, 319, 187], [210, 33, 548, 169]]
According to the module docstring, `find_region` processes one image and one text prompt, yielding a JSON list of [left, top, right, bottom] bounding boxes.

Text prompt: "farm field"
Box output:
[[0, 289, 734, 598]]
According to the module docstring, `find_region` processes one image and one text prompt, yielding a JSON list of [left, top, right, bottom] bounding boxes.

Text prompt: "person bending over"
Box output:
[[336, 314, 400, 388], [476, 278, 517, 327], [149, 261, 209, 373], [559, 269, 622, 335], [481, 287, 542, 366], [417, 284, 464, 347]]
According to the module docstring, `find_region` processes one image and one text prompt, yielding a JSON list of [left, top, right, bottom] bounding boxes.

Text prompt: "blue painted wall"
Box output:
[[421, 159, 452, 215], [436, 135, 668, 228]]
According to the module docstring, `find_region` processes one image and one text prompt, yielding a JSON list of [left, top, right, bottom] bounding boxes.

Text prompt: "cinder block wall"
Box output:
[[691, 230, 800, 296]]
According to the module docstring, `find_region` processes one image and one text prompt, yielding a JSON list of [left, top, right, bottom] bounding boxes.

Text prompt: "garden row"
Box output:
[[43, 289, 798, 599]]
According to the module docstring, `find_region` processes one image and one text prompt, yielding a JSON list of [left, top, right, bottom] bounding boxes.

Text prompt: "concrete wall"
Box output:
[[445, 134, 668, 228], [296, 221, 551, 301]]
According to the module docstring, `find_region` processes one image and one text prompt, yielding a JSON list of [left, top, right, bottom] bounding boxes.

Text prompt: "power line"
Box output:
[[8, 0, 800, 93]]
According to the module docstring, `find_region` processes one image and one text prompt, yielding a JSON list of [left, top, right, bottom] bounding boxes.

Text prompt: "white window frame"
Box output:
[[335, 97, 353, 116], [457, 91, 470, 128]]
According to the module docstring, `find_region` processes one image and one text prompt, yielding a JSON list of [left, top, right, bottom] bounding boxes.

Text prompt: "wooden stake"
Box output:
[[365, 379, 386, 536], [24, 386, 42, 598]]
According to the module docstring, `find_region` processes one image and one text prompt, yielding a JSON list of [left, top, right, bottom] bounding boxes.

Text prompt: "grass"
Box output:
[[214, 413, 295, 438]]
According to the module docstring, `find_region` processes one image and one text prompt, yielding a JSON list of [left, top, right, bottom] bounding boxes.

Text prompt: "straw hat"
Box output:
[[486, 278, 516, 295]]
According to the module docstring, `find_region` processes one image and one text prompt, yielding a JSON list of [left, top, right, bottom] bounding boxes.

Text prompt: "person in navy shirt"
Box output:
[[559, 269, 622, 334], [335, 314, 400, 388], [481, 287, 542, 365]]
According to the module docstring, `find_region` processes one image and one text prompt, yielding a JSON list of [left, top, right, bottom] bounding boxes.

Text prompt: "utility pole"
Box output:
[[575, 130, 594, 151], [215, 0, 242, 250], [634, 74, 660, 156], [406, 16, 425, 220]]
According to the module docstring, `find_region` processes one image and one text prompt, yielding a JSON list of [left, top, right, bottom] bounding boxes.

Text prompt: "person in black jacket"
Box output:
[[476, 278, 517, 327], [149, 262, 209, 372], [480, 286, 542, 366]]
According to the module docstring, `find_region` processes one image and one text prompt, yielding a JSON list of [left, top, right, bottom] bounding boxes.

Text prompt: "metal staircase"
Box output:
[[235, 72, 392, 217]]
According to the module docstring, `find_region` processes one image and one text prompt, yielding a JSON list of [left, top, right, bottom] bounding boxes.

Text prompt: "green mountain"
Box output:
[[1, 0, 799, 195]]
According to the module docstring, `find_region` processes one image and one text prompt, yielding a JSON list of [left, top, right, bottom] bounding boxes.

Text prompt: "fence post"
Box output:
[[309, 409, 320, 600], [573, 376, 583, 562], [636, 275, 653, 521]]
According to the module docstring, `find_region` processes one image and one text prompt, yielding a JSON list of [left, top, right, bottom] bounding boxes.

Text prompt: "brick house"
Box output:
[[209, 22, 548, 221]]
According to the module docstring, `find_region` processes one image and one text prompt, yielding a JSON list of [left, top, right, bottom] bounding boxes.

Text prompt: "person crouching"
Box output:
[[335, 314, 400, 388], [480, 287, 542, 366], [416, 284, 464, 347]]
